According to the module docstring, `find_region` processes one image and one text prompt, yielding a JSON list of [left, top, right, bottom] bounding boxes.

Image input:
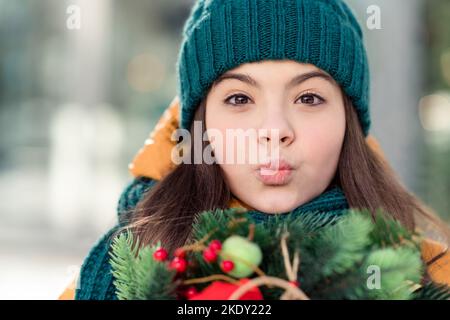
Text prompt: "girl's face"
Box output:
[[205, 60, 346, 214]]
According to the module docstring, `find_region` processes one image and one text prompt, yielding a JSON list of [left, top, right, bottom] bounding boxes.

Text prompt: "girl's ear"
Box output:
[[128, 96, 180, 180]]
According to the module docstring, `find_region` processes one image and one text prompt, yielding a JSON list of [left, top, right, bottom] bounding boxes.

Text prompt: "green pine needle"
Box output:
[[363, 247, 422, 299], [412, 282, 450, 300], [109, 231, 176, 300], [369, 208, 419, 250], [319, 210, 374, 277], [109, 230, 140, 300]]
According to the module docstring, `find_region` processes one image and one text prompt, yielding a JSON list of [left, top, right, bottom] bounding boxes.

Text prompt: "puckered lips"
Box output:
[[254, 158, 295, 186]]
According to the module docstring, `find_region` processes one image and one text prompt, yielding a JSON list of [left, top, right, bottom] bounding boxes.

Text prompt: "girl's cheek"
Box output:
[[207, 115, 260, 163], [300, 114, 345, 164]]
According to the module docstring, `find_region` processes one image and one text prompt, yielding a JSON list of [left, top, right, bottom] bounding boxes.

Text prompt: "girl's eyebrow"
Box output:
[[212, 70, 336, 89]]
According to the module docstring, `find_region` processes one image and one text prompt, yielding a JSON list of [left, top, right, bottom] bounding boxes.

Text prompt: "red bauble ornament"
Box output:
[[203, 247, 218, 263], [209, 239, 222, 252], [169, 257, 187, 273], [188, 279, 263, 300], [221, 260, 235, 272], [153, 247, 168, 261]]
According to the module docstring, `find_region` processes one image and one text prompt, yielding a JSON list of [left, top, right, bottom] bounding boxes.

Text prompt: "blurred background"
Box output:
[[0, 0, 449, 299]]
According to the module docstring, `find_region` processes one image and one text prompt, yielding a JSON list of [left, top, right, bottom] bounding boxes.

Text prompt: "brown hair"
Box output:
[[124, 100, 231, 252], [124, 93, 450, 253]]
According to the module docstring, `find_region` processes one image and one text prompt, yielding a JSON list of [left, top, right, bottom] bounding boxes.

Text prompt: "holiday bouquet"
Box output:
[[109, 208, 450, 300]]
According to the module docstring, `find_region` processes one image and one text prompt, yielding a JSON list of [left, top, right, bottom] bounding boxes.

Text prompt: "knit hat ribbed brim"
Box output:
[[176, 0, 371, 136]]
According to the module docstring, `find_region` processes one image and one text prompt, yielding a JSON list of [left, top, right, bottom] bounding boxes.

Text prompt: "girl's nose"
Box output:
[[258, 113, 295, 148]]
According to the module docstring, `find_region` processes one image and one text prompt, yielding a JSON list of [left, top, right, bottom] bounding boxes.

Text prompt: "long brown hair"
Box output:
[[125, 92, 450, 253], [125, 100, 231, 252]]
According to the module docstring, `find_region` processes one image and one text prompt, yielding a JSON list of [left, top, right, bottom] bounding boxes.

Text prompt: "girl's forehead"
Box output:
[[212, 60, 337, 89]]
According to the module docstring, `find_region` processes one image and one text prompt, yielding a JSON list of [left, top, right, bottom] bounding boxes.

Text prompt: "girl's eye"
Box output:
[[224, 94, 252, 106], [296, 93, 325, 106]]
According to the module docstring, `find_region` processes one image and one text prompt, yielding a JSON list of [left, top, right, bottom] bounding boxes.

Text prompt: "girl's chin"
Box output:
[[248, 193, 303, 214]]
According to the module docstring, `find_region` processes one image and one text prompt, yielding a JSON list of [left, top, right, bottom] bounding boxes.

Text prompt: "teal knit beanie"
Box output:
[[176, 0, 371, 136]]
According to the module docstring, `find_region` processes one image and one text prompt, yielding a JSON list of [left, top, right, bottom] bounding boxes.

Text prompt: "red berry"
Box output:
[[185, 286, 198, 299], [203, 247, 218, 263], [289, 280, 300, 287], [169, 257, 187, 273], [209, 239, 222, 252], [174, 248, 186, 258], [153, 248, 168, 261], [221, 260, 234, 272]]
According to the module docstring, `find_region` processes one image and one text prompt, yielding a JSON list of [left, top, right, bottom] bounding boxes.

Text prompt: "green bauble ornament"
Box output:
[[220, 235, 263, 278]]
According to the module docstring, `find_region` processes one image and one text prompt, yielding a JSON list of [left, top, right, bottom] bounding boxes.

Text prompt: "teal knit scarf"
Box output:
[[75, 177, 349, 300]]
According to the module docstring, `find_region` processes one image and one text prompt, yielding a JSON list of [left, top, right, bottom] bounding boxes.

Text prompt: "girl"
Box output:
[[61, 0, 450, 300]]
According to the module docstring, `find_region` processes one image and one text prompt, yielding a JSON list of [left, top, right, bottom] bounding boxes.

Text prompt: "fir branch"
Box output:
[[298, 210, 373, 290], [363, 247, 422, 300], [109, 231, 176, 300], [319, 210, 373, 277], [109, 230, 140, 300], [369, 208, 420, 250], [412, 282, 450, 300], [134, 245, 177, 300]]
